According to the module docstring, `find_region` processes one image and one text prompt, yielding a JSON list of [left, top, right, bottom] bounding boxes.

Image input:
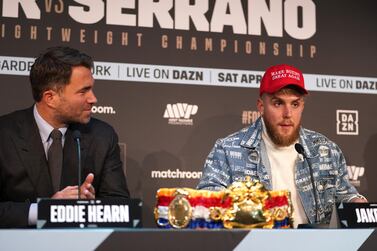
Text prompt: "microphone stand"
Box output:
[[73, 131, 82, 199], [295, 143, 329, 229]]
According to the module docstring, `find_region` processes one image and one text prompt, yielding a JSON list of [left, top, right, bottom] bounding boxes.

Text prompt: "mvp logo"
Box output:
[[347, 165, 365, 187], [164, 103, 198, 119], [163, 103, 198, 126]]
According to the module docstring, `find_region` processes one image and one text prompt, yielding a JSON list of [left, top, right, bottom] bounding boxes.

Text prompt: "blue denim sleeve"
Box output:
[[333, 144, 366, 202], [197, 139, 231, 191]]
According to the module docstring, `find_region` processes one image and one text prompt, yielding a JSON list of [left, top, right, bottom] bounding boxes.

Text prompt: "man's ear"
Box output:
[[257, 97, 264, 115], [41, 89, 58, 108]]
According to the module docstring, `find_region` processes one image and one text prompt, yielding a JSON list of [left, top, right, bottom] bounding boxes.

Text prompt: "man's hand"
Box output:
[[51, 173, 96, 199], [79, 173, 96, 199], [350, 197, 368, 203], [51, 186, 80, 199]]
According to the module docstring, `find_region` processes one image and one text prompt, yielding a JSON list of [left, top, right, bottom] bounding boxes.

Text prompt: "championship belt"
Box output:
[[154, 177, 293, 229], [154, 188, 228, 228]]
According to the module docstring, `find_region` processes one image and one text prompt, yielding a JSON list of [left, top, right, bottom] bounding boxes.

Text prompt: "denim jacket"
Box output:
[[197, 118, 363, 224]]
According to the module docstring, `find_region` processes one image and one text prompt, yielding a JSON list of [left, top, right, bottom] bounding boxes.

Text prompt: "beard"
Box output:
[[55, 103, 92, 126], [264, 117, 300, 147]]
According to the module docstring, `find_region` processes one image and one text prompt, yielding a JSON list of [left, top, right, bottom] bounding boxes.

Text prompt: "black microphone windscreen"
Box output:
[[73, 130, 81, 140], [294, 143, 305, 155]]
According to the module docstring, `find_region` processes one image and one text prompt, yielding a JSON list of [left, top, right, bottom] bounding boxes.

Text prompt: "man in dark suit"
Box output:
[[0, 46, 130, 228]]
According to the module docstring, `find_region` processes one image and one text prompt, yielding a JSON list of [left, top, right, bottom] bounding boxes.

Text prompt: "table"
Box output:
[[0, 228, 376, 251]]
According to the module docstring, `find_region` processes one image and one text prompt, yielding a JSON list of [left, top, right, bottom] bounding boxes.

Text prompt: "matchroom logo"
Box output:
[[163, 103, 198, 126], [336, 110, 359, 135], [91, 105, 116, 114], [151, 169, 202, 179]]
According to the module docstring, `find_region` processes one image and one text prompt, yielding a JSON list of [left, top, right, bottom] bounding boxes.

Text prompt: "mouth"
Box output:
[[278, 123, 294, 131], [83, 108, 92, 114], [279, 123, 293, 127]]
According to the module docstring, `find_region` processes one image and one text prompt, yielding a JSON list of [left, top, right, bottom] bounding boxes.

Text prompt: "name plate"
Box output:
[[335, 202, 377, 228], [37, 198, 142, 228]]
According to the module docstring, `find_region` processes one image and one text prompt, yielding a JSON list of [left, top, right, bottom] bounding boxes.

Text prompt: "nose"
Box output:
[[283, 105, 292, 118], [87, 90, 97, 104]]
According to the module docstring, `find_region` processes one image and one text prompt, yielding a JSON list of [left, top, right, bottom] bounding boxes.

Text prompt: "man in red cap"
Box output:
[[197, 64, 366, 227]]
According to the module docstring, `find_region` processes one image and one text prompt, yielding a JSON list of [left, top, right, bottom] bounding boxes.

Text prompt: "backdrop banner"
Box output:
[[1, 0, 376, 227]]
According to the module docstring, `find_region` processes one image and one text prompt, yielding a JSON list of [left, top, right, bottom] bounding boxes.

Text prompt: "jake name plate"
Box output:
[[336, 202, 377, 228]]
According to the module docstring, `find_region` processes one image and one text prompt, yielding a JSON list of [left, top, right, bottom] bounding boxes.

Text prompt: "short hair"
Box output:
[[261, 85, 307, 99], [276, 85, 307, 96], [29, 46, 93, 102]]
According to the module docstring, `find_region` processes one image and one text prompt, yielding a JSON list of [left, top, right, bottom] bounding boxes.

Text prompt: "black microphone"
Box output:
[[295, 143, 320, 224], [73, 130, 82, 199]]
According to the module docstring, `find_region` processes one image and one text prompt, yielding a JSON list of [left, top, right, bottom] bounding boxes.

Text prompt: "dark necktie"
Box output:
[[48, 129, 63, 193]]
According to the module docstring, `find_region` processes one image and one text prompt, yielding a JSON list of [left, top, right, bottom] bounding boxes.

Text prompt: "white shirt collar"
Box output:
[[33, 104, 67, 142]]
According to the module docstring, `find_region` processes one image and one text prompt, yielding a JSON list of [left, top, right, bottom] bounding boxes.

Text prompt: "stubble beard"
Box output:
[[55, 105, 91, 126]]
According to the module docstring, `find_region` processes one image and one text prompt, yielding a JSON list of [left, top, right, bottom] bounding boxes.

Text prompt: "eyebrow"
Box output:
[[76, 85, 92, 93], [270, 96, 303, 103]]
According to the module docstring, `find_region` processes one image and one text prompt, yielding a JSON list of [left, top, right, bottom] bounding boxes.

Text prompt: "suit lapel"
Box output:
[[79, 128, 90, 180], [13, 107, 54, 197]]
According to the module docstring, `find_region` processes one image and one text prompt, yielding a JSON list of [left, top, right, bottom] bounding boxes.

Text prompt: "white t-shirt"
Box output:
[[261, 120, 307, 227]]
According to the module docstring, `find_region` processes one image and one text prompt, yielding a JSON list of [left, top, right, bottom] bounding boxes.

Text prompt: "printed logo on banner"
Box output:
[[347, 165, 365, 187], [163, 103, 198, 126], [336, 110, 359, 135], [1, 1, 318, 58], [91, 105, 116, 114], [241, 110, 261, 125], [151, 169, 202, 179]]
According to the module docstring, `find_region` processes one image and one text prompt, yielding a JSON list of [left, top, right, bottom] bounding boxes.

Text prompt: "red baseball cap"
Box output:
[[259, 64, 308, 97]]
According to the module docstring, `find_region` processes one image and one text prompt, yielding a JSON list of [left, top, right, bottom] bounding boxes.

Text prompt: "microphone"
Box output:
[[73, 130, 82, 199], [295, 143, 320, 224]]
